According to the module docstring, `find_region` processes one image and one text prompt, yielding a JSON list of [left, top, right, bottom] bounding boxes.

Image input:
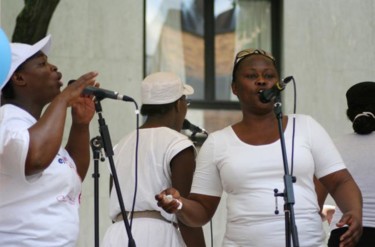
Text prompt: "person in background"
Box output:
[[314, 176, 336, 226], [326, 81, 375, 246], [156, 48, 363, 247], [102, 72, 205, 247], [0, 35, 98, 246]]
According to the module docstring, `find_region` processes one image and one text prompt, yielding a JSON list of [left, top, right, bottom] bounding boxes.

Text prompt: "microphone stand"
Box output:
[[91, 136, 103, 247], [93, 97, 136, 247], [272, 94, 299, 247]]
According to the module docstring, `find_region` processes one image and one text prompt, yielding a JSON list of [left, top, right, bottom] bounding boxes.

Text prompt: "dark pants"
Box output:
[[328, 227, 375, 247]]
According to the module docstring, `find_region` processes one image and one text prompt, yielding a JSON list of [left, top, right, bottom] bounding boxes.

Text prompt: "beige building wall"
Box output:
[[1, 0, 375, 246], [283, 0, 375, 139]]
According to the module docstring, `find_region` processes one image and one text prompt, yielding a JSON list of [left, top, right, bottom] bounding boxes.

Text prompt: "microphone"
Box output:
[[68, 80, 134, 102], [259, 76, 293, 103], [182, 119, 208, 135], [83, 86, 134, 102]]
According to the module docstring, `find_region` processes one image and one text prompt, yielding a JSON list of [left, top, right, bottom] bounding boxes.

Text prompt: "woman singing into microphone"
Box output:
[[156, 48, 362, 247]]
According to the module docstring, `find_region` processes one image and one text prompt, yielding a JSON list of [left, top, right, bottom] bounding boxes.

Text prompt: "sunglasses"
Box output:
[[179, 95, 191, 106], [234, 48, 275, 66]]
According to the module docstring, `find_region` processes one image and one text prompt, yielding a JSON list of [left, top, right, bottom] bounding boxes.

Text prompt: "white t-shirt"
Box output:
[[330, 132, 375, 230], [191, 114, 346, 247], [0, 104, 82, 247], [108, 127, 195, 222], [104, 127, 194, 247]]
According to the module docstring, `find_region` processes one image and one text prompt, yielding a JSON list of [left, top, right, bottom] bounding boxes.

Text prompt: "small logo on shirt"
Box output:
[[56, 194, 76, 204], [57, 154, 74, 168]]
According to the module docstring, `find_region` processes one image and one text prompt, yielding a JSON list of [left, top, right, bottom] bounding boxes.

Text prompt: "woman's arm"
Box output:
[[320, 169, 363, 247], [170, 146, 206, 247]]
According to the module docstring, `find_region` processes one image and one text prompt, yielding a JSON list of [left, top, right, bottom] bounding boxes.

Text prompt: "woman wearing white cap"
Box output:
[[102, 72, 205, 247], [0, 35, 98, 246]]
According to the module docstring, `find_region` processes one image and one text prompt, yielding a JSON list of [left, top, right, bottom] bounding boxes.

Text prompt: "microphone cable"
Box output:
[[129, 101, 140, 229], [289, 76, 296, 176]]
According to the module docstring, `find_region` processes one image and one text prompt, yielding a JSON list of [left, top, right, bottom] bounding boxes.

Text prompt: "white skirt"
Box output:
[[102, 218, 186, 247]]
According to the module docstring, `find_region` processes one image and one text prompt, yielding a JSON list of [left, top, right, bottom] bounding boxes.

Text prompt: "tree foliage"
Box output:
[[12, 0, 60, 44]]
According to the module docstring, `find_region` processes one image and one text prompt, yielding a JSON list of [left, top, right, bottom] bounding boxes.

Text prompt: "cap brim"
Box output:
[[183, 84, 194, 96], [34, 34, 52, 55]]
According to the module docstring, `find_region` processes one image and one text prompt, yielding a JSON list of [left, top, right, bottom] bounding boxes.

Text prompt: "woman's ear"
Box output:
[[11, 72, 26, 86], [231, 82, 238, 96]]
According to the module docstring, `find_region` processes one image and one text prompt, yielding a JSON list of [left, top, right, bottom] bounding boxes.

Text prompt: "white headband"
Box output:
[[353, 111, 375, 121]]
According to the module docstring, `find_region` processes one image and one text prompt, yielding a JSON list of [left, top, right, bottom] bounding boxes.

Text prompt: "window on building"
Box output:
[[145, 0, 282, 110]]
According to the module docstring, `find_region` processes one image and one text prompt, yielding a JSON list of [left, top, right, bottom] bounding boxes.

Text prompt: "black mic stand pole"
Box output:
[[90, 136, 103, 247], [93, 97, 136, 247], [272, 94, 299, 247]]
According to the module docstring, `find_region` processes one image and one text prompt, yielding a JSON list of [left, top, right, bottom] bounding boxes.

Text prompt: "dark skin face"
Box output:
[[230, 54, 288, 145], [232, 54, 280, 116], [176, 95, 189, 130], [11, 51, 62, 110]]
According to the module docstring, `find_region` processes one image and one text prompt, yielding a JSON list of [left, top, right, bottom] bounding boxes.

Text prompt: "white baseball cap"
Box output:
[[141, 72, 194, 104], [1, 34, 52, 90]]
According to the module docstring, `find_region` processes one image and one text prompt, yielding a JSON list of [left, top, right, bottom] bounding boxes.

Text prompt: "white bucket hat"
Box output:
[[141, 72, 194, 104], [1, 34, 52, 90]]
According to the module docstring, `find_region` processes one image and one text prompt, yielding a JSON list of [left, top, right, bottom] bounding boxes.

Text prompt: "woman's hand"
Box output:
[[335, 210, 363, 247], [155, 188, 183, 214]]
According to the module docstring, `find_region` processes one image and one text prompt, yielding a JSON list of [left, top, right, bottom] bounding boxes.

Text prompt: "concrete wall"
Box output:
[[1, 0, 375, 246], [283, 0, 375, 139]]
